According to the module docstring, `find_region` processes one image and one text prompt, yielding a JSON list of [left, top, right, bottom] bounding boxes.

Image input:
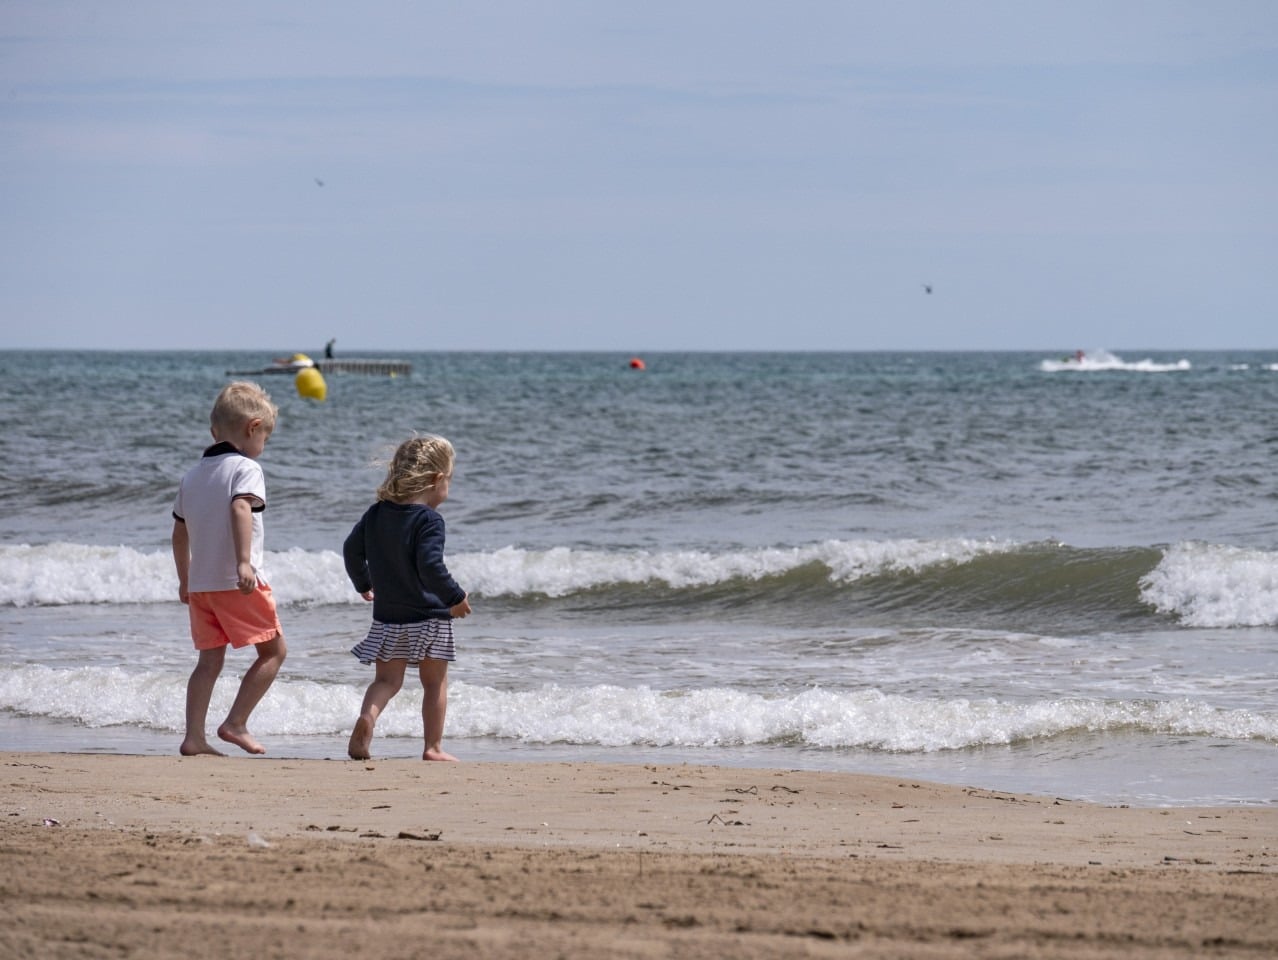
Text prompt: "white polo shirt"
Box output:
[[173, 441, 267, 592]]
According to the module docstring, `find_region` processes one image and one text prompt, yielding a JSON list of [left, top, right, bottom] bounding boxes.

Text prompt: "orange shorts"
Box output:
[[188, 582, 283, 650]]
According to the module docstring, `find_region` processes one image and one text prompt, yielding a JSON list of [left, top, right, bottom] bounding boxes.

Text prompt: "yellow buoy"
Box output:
[[295, 366, 327, 401]]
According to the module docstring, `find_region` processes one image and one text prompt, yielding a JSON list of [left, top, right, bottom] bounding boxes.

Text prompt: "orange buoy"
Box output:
[[628, 357, 646, 370]]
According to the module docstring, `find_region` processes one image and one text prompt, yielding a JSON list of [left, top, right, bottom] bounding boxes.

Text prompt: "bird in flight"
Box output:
[[922, 283, 933, 294], [315, 178, 325, 187]]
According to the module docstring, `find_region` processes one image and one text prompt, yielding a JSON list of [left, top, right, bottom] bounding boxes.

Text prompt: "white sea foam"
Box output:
[[0, 664, 357, 735], [3, 666, 1272, 750], [0, 538, 1009, 607], [11, 538, 1278, 630], [0, 543, 175, 606], [461, 538, 1006, 598], [1039, 349, 1191, 373], [1140, 542, 1278, 627], [0, 543, 358, 608]]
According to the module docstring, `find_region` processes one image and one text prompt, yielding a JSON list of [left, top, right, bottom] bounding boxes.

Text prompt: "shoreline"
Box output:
[[3, 714, 1273, 809], [4, 752, 1276, 957]]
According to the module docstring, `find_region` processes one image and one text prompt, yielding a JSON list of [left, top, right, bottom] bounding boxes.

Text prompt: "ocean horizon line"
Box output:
[[3, 346, 1275, 356]]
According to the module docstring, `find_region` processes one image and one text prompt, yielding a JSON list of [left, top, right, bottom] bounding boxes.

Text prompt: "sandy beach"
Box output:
[[2, 752, 1275, 958]]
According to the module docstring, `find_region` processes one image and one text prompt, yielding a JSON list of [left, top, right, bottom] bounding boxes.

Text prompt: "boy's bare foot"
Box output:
[[348, 716, 374, 760], [179, 738, 225, 757], [217, 723, 266, 755], [423, 748, 459, 762]]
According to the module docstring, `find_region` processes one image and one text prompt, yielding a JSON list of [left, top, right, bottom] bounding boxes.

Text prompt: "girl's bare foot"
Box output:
[[217, 723, 266, 755], [348, 716, 374, 760], [179, 738, 225, 757], [423, 747, 459, 762]]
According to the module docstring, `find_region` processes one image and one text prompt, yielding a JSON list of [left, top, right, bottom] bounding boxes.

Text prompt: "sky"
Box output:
[[2, 1, 1276, 352]]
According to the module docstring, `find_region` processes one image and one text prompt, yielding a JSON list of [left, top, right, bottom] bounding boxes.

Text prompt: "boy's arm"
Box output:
[[171, 517, 191, 604], [230, 497, 257, 594]]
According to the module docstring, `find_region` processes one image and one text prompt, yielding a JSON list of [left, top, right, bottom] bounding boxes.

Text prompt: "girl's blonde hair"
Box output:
[[211, 381, 277, 434], [377, 435, 455, 503]]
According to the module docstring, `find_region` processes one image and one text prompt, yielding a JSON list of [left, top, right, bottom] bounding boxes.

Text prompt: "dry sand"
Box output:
[[2, 751, 1275, 958]]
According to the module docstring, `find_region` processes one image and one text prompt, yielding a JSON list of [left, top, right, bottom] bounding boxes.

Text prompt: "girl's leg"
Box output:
[[348, 658, 408, 760], [182, 646, 227, 756], [218, 633, 287, 755], [419, 657, 457, 761]]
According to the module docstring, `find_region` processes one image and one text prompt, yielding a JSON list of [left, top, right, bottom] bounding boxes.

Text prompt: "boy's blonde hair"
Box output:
[[211, 381, 277, 434], [378, 435, 455, 503]]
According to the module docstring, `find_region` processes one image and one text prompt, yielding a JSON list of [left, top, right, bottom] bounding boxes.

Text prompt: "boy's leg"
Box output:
[[182, 646, 227, 756], [419, 657, 457, 762], [217, 633, 287, 755], [349, 658, 408, 760]]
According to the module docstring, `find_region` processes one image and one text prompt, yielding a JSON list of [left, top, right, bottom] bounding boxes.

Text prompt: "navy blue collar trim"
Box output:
[[203, 441, 240, 458]]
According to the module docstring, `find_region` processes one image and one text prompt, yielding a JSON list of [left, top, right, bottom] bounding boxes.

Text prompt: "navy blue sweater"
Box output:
[[343, 501, 466, 623]]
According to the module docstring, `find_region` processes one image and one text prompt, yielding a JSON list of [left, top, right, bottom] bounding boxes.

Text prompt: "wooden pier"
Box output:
[[229, 358, 412, 377], [315, 359, 412, 376]]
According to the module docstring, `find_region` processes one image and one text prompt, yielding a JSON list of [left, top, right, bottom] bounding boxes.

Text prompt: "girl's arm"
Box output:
[[414, 513, 466, 607], [342, 514, 374, 595]]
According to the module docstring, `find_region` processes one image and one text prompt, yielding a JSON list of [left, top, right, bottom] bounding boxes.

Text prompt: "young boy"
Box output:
[[172, 381, 287, 756]]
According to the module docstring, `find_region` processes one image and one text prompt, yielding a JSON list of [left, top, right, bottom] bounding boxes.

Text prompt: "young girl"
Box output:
[[343, 435, 472, 761]]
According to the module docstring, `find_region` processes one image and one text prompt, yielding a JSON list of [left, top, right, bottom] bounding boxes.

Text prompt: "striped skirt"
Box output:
[[350, 618, 456, 664]]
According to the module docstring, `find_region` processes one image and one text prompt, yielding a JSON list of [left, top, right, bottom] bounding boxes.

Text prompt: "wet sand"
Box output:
[[3, 752, 1275, 958]]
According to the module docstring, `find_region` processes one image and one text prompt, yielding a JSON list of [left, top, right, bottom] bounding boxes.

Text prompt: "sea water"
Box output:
[[0, 349, 1275, 806]]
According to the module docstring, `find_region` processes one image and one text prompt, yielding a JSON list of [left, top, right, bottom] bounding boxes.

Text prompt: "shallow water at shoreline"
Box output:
[[2, 714, 1271, 808]]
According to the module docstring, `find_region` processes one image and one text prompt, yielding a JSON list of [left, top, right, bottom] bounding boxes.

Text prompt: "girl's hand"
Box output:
[[361, 590, 374, 602], [450, 595, 472, 619]]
